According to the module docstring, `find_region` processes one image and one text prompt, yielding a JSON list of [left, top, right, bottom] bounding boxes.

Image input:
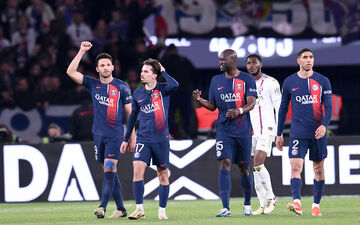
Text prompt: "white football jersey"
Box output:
[[250, 74, 281, 136]]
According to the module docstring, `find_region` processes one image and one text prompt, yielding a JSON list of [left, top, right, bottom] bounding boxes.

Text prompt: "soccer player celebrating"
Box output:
[[66, 41, 135, 219], [120, 58, 179, 220], [246, 54, 281, 215], [276, 48, 333, 216], [193, 49, 257, 217]]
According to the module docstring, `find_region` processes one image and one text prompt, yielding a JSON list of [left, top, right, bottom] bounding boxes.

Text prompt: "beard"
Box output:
[[100, 73, 111, 79]]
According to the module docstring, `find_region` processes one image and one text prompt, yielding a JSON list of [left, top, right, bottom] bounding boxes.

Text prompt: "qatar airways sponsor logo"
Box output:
[[140, 102, 160, 114], [95, 94, 114, 107], [220, 93, 242, 102], [295, 95, 318, 104]]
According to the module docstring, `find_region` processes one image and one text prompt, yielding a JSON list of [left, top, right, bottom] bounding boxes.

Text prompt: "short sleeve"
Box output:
[[82, 75, 93, 89]]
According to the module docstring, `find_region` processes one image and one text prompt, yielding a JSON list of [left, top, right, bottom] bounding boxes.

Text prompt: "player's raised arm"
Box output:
[[159, 63, 179, 94], [66, 41, 93, 84], [192, 89, 217, 111]]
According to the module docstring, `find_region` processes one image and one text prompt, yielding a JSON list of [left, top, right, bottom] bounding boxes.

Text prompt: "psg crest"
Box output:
[[236, 84, 242, 90], [153, 93, 159, 99], [312, 84, 319, 91], [111, 90, 116, 96]]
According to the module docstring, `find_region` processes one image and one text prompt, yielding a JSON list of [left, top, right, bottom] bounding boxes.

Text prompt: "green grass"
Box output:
[[1, 196, 360, 225]]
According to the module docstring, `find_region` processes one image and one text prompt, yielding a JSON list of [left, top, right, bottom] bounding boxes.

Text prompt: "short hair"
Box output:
[[246, 54, 262, 63], [142, 58, 161, 76], [95, 53, 113, 66], [297, 48, 313, 58], [48, 123, 61, 130]]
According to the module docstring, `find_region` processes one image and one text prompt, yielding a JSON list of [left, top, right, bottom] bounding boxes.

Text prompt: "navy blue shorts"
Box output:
[[93, 134, 123, 163], [288, 136, 328, 161], [133, 141, 170, 170], [215, 135, 252, 165]]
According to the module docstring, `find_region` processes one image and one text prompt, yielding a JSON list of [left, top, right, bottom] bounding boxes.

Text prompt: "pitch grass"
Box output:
[[1, 196, 360, 225]]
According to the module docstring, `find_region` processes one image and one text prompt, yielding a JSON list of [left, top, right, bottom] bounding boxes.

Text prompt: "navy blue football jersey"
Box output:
[[277, 72, 332, 138]]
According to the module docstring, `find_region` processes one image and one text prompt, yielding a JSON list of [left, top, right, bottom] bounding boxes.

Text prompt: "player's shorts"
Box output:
[[133, 140, 170, 170], [288, 136, 328, 161], [251, 135, 275, 157], [215, 135, 252, 165], [93, 134, 123, 163]]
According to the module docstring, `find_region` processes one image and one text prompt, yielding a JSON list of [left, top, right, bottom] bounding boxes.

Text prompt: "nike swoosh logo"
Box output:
[[96, 86, 101, 89], [217, 87, 224, 90], [292, 88, 299, 91], [160, 163, 167, 167], [108, 154, 115, 157], [137, 99, 144, 103]]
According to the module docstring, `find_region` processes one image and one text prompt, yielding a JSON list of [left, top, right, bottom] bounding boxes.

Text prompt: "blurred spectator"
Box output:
[[13, 77, 38, 110], [125, 68, 140, 93], [25, 0, 55, 33], [92, 18, 108, 56], [56, 0, 79, 26], [11, 15, 37, 58], [0, 90, 15, 108], [126, 0, 157, 45], [0, 59, 15, 93], [69, 95, 94, 141], [0, 25, 10, 51], [0, 124, 22, 144], [35, 75, 51, 110], [108, 9, 128, 41], [66, 10, 93, 47], [127, 38, 163, 71], [0, 0, 23, 40], [42, 122, 71, 143], [161, 44, 196, 139], [48, 76, 64, 104]]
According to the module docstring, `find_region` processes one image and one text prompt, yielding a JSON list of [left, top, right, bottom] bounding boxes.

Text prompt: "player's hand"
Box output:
[[192, 89, 202, 101], [80, 41, 92, 52], [158, 62, 165, 72], [226, 108, 240, 118], [315, 125, 326, 139], [275, 136, 284, 151], [128, 136, 136, 152], [120, 142, 128, 154]]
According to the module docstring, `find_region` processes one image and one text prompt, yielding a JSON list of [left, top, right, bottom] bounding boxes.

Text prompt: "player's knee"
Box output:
[[104, 160, 115, 172], [313, 164, 324, 175], [219, 159, 231, 170], [239, 165, 250, 176], [158, 173, 169, 185]]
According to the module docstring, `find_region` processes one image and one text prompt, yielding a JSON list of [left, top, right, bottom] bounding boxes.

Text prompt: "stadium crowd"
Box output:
[[0, 0, 168, 110], [0, 0, 199, 142]]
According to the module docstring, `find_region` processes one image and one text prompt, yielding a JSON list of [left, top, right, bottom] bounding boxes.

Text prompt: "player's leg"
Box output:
[[253, 136, 276, 214], [286, 138, 308, 215], [106, 137, 127, 218], [236, 136, 253, 216], [153, 141, 170, 219], [310, 137, 327, 216], [93, 135, 114, 218], [157, 168, 169, 219], [215, 136, 232, 217], [312, 159, 325, 216], [251, 137, 266, 214], [129, 143, 149, 220]]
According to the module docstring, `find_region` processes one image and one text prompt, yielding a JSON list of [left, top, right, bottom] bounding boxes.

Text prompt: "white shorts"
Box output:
[[251, 135, 275, 157]]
